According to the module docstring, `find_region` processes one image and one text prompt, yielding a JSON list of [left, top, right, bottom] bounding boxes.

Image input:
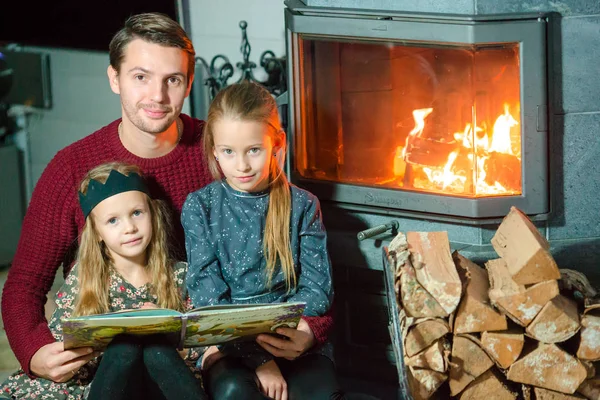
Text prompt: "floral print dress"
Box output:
[[1, 262, 202, 400]]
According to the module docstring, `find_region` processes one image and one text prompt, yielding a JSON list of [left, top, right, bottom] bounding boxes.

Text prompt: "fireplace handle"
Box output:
[[357, 220, 399, 241]]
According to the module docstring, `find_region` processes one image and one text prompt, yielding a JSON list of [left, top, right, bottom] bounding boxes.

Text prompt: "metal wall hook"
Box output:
[[357, 220, 400, 241], [193, 20, 287, 102]]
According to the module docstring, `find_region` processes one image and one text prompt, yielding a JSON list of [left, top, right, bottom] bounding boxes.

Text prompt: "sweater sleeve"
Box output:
[[289, 195, 333, 316], [292, 194, 335, 346], [302, 307, 334, 345], [1, 150, 79, 375]]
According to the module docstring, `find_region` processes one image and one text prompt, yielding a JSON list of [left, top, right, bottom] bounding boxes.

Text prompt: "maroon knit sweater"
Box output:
[[2, 114, 333, 375]]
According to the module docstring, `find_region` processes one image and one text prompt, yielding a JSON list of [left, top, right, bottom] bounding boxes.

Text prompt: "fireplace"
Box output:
[[284, 0, 553, 222]]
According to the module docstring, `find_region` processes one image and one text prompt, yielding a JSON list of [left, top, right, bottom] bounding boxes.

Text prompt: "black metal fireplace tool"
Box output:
[[195, 20, 287, 100]]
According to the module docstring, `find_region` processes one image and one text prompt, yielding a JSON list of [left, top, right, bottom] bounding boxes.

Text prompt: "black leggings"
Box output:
[[87, 335, 207, 400], [204, 354, 345, 400]]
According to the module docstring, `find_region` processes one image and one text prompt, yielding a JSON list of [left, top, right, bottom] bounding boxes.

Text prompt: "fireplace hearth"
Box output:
[[284, 0, 554, 222]]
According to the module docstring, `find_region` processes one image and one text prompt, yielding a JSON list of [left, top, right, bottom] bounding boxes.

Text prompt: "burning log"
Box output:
[[403, 136, 460, 168], [491, 206, 561, 285], [483, 151, 521, 192]]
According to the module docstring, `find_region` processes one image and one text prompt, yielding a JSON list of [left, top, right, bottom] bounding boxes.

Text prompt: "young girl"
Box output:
[[1, 162, 207, 400], [182, 81, 344, 400]]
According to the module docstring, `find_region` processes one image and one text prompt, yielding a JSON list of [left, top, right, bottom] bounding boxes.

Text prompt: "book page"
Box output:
[[63, 310, 182, 350], [183, 302, 306, 347]]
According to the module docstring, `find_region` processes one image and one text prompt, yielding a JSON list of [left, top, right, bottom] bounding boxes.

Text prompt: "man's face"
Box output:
[[108, 38, 193, 135]]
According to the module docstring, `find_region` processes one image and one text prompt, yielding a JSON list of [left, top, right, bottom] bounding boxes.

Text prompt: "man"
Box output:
[[2, 12, 332, 382]]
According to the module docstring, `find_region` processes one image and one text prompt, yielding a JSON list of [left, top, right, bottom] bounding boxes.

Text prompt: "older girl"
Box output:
[[182, 81, 344, 400]]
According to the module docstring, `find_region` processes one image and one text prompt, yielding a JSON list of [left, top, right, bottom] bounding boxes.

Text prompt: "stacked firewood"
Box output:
[[388, 206, 600, 399]]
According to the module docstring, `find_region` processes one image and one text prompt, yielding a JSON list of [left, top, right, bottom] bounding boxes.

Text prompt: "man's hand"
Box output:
[[256, 360, 287, 400], [256, 318, 315, 360], [201, 345, 225, 371], [30, 342, 97, 382]]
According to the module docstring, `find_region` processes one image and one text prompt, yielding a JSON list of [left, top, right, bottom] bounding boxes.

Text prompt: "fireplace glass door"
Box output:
[[285, 7, 550, 220], [294, 36, 522, 198]]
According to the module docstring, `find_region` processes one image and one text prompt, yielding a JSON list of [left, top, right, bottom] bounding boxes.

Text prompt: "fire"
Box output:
[[397, 103, 522, 197]]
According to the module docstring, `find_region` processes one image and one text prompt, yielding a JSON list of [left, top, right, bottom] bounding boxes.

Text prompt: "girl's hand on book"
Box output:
[[30, 342, 97, 382], [178, 348, 189, 359], [140, 302, 159, 309], [256, 360, 287, 400], [201, 345, 225, 370], [256, 318, 315, 360]]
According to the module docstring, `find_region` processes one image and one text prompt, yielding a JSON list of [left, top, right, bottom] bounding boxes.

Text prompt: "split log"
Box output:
[[580, 361, 596, 379], [523, 385, 533, 400], [392, 232, 447, 318], [525, 295, 580, 343], [490, 206, 561, 285], [585, 298, 600, 314], [506, 343, 587, 394], [577, 377, 600, 399], [400, 263, 447, 318], [449, 334, 494, 396], [459, 369, 517, 400], [406, 339, 449, 373], [453, 252, 507, 333], [407, 231, 462, 315], [533, 387, 587, 399], [405, 318, 451, 357], [481, 330, 525, 369], [577, 313, 600, 361], [487, 258, 525, 299], [408, 366, 447, 400], [487, 258, 559, 326], [560, 269, 598, 299]]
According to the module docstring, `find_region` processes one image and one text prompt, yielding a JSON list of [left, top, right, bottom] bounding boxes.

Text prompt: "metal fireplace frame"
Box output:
[[283, 0, 553, 223]]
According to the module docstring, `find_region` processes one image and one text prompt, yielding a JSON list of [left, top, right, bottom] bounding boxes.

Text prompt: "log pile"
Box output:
[[388, 206, 600, 400]]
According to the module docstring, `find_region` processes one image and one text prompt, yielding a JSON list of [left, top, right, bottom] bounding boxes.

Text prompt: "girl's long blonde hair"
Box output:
[[203, 81, 296, 291], [73, 162, 184, 316]]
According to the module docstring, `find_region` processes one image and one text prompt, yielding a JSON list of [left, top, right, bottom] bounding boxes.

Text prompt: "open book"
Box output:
[[62, 302, 306, 350]]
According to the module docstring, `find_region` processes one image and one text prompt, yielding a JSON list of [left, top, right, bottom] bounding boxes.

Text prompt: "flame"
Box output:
[[398, 103, 521, 196], [402, 108, 433, 158], [489, 104, 518, 154]]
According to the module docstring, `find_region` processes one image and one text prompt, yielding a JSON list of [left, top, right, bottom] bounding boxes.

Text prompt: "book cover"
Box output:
[[62, 302, 306, 350]]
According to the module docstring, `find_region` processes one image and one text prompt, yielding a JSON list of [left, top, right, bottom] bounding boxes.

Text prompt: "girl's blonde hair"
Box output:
[[203, 81, 296, 291], [73, 162, 184, 316]]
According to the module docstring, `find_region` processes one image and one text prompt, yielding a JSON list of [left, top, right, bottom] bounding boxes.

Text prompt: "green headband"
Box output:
[[78, 170, 150, 219]]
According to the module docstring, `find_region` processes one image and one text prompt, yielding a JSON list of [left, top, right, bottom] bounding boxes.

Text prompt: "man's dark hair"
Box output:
[[109, 12, 196, 82]]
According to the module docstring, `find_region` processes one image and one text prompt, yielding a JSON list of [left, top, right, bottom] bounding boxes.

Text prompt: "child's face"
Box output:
[[212, 118, 277, 193], [92, 190, 153, 266]]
